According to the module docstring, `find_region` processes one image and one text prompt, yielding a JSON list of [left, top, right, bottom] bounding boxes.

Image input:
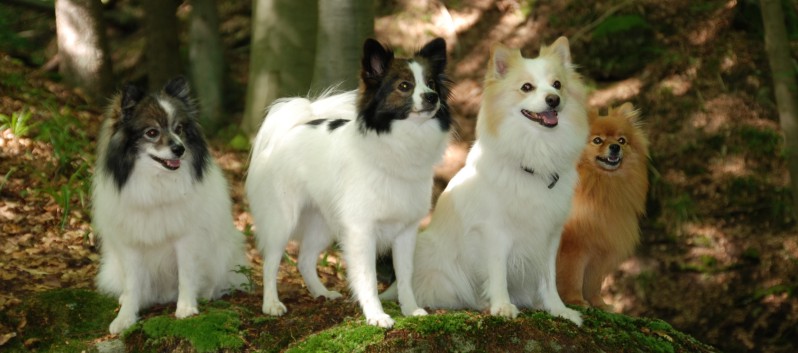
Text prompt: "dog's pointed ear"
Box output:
[[120, 84, 144, 121], [542, 36, 572, 65], [616, 102, 641, 123], [362, 38, 393, 84], [163, 76, 191, 102], [417, 37, 447, 73], [488, 43, 520, 79]]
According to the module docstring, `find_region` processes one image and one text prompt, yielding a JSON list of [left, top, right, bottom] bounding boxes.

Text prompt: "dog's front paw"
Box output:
[[263, 300, 287, 316], [109, 312, 137, 334], [552, 307, 583, 326], [401, 306, 428, 317], [317, 290, 343, 300], [175, 302, 199, 319], [366, 313, 395, 328], [490, 302, 519, 318]]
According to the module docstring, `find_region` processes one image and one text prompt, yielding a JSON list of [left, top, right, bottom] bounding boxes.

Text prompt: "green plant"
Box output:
[[0, 110, 32, 137], [232, 265, 256, 292]]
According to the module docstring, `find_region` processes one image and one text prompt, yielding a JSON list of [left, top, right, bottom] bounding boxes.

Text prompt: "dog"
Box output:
[[556, 102, 649, 309], [400, 37, 587, 326], [92, 77, 248, 334], [245, 37, 451, 328]]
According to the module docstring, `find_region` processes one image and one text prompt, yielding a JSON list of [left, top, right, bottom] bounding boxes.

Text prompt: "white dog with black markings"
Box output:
[[93, 77, 248, 334], [246, 38, 451, 328]]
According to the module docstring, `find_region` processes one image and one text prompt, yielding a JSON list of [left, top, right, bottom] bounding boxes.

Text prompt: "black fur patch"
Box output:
[[306, 119, 327, 126], [327, 119, 349, 131]]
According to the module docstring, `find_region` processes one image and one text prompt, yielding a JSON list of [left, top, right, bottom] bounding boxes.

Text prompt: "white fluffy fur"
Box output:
[[403, 37, 588, 325], [93, 100, 248, 334], [246, 90, 448, 328]]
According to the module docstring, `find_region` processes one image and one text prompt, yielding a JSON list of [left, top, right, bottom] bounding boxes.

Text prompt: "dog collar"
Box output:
[[521, 166, 559, 189]]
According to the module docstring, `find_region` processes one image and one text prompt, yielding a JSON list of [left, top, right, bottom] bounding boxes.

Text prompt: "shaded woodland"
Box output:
[[1, 0, 797, 352]]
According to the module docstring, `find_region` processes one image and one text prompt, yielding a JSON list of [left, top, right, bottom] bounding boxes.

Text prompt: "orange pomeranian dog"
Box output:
[[556, 102, 649, 309]]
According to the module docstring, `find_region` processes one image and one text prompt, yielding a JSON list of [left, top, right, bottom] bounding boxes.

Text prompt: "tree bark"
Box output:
[[54, 0, 113, 103], [241, 0, 318, 135], [189, 0, 225, 132], [310, 0, 375, 92], [760, 0, 798, 221], [141, 0, 182, 89]]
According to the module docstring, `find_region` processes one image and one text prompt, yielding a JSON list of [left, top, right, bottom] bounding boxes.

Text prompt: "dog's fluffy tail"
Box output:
[[250, 89, 358, 158]]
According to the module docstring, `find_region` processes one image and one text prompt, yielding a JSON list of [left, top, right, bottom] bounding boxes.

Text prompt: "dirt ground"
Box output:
[[1, 0, 797, 352]]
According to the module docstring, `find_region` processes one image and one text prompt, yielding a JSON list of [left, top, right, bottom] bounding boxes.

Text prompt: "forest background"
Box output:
[[1, 0, 797, 352]]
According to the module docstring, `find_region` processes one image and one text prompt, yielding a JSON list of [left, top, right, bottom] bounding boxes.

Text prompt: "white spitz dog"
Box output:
[[402, 37, 588, 325], [246, 38, 451, 328], [92, 77, 248, 334]]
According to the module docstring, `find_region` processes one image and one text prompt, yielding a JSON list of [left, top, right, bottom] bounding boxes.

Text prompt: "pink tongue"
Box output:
[[540, 111, 558, 125], [166, 159, 181, 168]]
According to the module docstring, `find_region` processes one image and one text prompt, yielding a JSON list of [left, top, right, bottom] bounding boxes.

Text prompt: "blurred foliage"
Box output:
[[580, 14, 661, 80]]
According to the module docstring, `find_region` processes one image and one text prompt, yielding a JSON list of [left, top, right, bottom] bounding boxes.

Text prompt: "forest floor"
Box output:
[[1, 0, 798, 352]]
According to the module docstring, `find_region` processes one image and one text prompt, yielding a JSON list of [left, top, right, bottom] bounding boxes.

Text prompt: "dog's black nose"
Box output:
[[609, 144, 621, 154], [545, 94, 560, 108], [171, 144, 185, 157], [422, 92, 439, 104]]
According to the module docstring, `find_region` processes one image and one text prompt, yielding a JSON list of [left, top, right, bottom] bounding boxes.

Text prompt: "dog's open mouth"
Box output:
[[596, 155, 622, 170], [521, 109, 558, 127], [150, 155, 181, 170]]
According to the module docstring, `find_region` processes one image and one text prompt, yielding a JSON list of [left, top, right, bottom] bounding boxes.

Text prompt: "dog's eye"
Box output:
[[618, 137, 626, 145], [398, 81, 414, 92], [174, 123, 183, 135], [553, 80, 561, 90], [592, 137, 603, 145], [145, 128, 160, 139], [426, 78, 435, 89], [521, 83, 534, 92]]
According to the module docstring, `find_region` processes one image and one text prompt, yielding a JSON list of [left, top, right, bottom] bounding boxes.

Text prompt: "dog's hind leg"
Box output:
[[392, 225, 427, 317], [252, 190, 301, 316], [297, 210, 341, 300]]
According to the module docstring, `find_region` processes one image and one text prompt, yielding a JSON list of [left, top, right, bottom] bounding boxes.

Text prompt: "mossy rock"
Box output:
[[285, 306, 720, 353], [1, 288, 118, 353], [123, 302, 246, 353]]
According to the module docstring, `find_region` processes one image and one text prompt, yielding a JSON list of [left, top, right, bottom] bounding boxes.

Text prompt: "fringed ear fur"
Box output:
[[361, 39, 394, 84], [162, 76, 191, 102], [489, 44, 521, 79], [541, 36, 572, 65]]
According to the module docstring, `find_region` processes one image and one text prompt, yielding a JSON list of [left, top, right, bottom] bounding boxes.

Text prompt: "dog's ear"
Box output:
[[362, 38, 393, 84], [163, 76, 192, 102], [616, 102, 641, 123], [120, 84, 144, 121], [417, 37, 447, 73], [542, 36, 572, 65], [488, 44, 520, 79]]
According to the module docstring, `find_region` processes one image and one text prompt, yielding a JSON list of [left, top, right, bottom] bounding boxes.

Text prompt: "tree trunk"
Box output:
[[760, 0, 798, 222], [241, 0, 318, 135], [141, 0, 182, 89], [310, 0, 375, 92], [189, 0, 225, 133], [54, 0, 113, 103]]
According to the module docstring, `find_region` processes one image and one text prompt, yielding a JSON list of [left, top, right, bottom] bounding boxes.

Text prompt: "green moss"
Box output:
[[284, 320, 385, 353], [126, 307, 244, 353], [3, 289, 117, 353]]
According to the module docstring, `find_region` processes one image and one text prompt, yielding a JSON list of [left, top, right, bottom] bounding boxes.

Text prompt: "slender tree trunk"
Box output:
[[54, 0, 113, 103], [310, 0, 374, 92], [760, 0, 798, 221], [241, 0, 318, 135], [141, 0, 181, 89], [189, 0, 224, 132]]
